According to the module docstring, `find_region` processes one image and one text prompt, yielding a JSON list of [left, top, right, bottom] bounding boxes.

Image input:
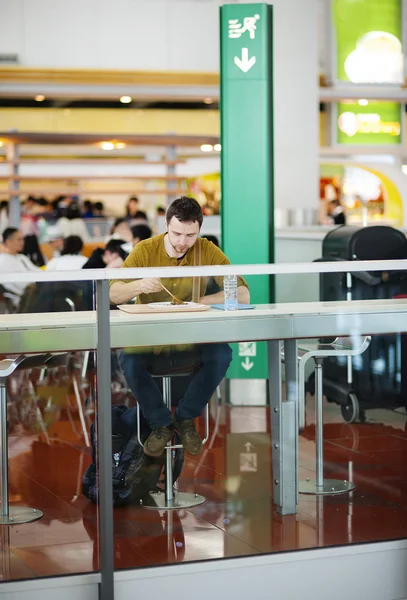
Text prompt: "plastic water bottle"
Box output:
[[224, 274, 238, 311]]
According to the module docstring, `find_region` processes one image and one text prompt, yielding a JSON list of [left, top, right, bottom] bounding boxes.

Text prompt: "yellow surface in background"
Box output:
[[0, 108, 220, 136], [0, 108, 403, 146], [364, 166, 403, 226]]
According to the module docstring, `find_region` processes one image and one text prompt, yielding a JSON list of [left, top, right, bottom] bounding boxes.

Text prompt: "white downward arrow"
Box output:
[[241, 356, 254, 371], [234, 48, 256, 73]]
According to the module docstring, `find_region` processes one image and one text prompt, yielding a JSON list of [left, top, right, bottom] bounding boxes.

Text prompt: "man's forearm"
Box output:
[[109, 280, 143, 305], [199, 286, 250, 305]]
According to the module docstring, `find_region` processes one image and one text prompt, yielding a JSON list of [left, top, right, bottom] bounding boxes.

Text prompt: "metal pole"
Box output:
[[0, 380, 9, 518], [163, 377, 174, 503], [284, 339, 299, 504], [95, 280, 114, 600], [167, 511, 174, 560], [6, 142, 20, 228], [314, 358, 324, 488]]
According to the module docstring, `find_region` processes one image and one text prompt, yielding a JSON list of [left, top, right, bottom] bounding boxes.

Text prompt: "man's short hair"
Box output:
[[166, 196, 203, 228], [2, 228, 19, 243], [130, 224, 152, 242]]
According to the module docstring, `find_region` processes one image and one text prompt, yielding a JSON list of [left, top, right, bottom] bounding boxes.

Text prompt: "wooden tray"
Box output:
[[118, 303, 210, 314]]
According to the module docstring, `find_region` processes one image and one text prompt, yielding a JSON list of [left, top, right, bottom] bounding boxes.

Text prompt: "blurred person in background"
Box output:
[[22, 234, 45, 267], [156, 206, 166, 217], [329, 199, 346, 225], [82, 200, 94, 219], [57, 201, 90, 241], [83, 238, 128, 270], [201, 234, 219, 247], [43, 225, 64, 259], [109, 218, 133, 243], [0, 227, 40, 308], [125, 196, 140, 221], [54, 195, 72, 219], [46, 235, 87, 271], [130, 223, 152, 247], [93, 201, 105, 218], [0, 200, 8, 235]]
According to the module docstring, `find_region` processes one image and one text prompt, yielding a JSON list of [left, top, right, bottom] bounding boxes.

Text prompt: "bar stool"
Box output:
[[297, 336, 371, 496], [136, 369, 209, 510], [0, 353, 53, 524]]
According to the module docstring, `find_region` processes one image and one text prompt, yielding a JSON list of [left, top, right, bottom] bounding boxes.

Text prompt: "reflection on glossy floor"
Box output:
[[2, 389, 407, 581]]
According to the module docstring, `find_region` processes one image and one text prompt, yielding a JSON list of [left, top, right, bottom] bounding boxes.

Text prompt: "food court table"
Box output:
[[0, 298, 406, 517]]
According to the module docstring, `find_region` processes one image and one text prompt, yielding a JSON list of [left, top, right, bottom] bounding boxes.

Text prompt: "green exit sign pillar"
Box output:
[[220, 3, 274, 380]]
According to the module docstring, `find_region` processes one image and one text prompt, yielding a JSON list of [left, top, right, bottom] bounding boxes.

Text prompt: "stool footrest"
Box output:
[[141, 490, 205, 510], [0, 506, 43, 524], [299, 478, 355, 496]]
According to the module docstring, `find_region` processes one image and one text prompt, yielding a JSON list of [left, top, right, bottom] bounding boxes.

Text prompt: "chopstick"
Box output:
[[160, 282, 182, 303]]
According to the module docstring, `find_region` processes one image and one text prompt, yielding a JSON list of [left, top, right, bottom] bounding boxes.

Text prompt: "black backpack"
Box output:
[[82, 405, 184, 506]]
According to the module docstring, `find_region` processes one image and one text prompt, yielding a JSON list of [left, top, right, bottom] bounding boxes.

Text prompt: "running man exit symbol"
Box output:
[[238, 342, 257, 357], [228, 14, 260, 39]]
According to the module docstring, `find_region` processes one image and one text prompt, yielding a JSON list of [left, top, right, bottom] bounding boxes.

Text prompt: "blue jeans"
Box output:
[[119, 344, 232, 430]]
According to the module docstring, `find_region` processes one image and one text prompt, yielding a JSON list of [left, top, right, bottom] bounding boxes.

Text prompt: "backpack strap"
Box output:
[[192, 238, 201, 303]]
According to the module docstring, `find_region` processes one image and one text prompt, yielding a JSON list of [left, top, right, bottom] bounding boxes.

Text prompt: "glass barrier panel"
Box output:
[[1, 261, 407, 581], [107, 266, 407, 570], [0, 343, 99, 581]]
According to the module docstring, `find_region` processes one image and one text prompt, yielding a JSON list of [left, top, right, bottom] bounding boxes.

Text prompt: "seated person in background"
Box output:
[[201, 234, 219, 247], [93, 201, 105, 218], [0, 200, 8, 235], [130, 223, 152, 247], [156, 206, 166, 217], [43, 225, 64, 259], [57, 202, 90, 242], [0, 227, 40, 308], [23, 234, 45, 267], [82, 200, 94, 219], [46, 235, 88, 271], [82, 239, 129, 270], [109, 196, 249, 459], [201, 235, 220, 294], [109, 218, 133, 243], [125, 196, 140, 221], [330, 199, 346, 225]]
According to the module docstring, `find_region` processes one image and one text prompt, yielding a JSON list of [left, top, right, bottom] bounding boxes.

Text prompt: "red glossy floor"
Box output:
[[2, 392, 407, 581]]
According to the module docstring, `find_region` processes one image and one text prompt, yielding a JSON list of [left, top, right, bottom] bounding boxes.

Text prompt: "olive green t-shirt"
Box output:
[[112, 233, 248, 304]]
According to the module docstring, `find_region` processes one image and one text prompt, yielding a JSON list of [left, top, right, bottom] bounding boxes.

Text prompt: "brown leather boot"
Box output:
[[143, 424, 173, 458], [174, 418, 202, 456]]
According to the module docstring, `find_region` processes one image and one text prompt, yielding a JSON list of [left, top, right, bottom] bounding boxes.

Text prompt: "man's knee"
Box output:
[[200, 343, 232, 368], [119, 351, 148, 377]]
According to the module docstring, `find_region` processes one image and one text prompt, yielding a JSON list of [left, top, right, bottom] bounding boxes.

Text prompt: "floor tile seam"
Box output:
[[324, 440, 368, 455], [390, 433, 407, 442], [182, 508, 264, 553], [3, 545, 40, 577], [46, 437, 90, 453], [325, 439, 407, 459], [325, 433, 407, 443], [10, 539, 96, 554]]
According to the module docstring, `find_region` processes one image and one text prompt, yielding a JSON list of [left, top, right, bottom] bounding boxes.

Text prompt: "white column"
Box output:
[[238, 0, 319, 218], [271, 0, 319, 215]]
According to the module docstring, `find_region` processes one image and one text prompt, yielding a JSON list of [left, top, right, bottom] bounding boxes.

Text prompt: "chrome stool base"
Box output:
[[299, 478, 355, 496], [142, 490, 206, 510], [0, 506, 44, 525]]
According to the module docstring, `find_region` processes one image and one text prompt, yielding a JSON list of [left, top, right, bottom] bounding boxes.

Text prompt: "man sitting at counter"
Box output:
[[109, 196, 249, 458]]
